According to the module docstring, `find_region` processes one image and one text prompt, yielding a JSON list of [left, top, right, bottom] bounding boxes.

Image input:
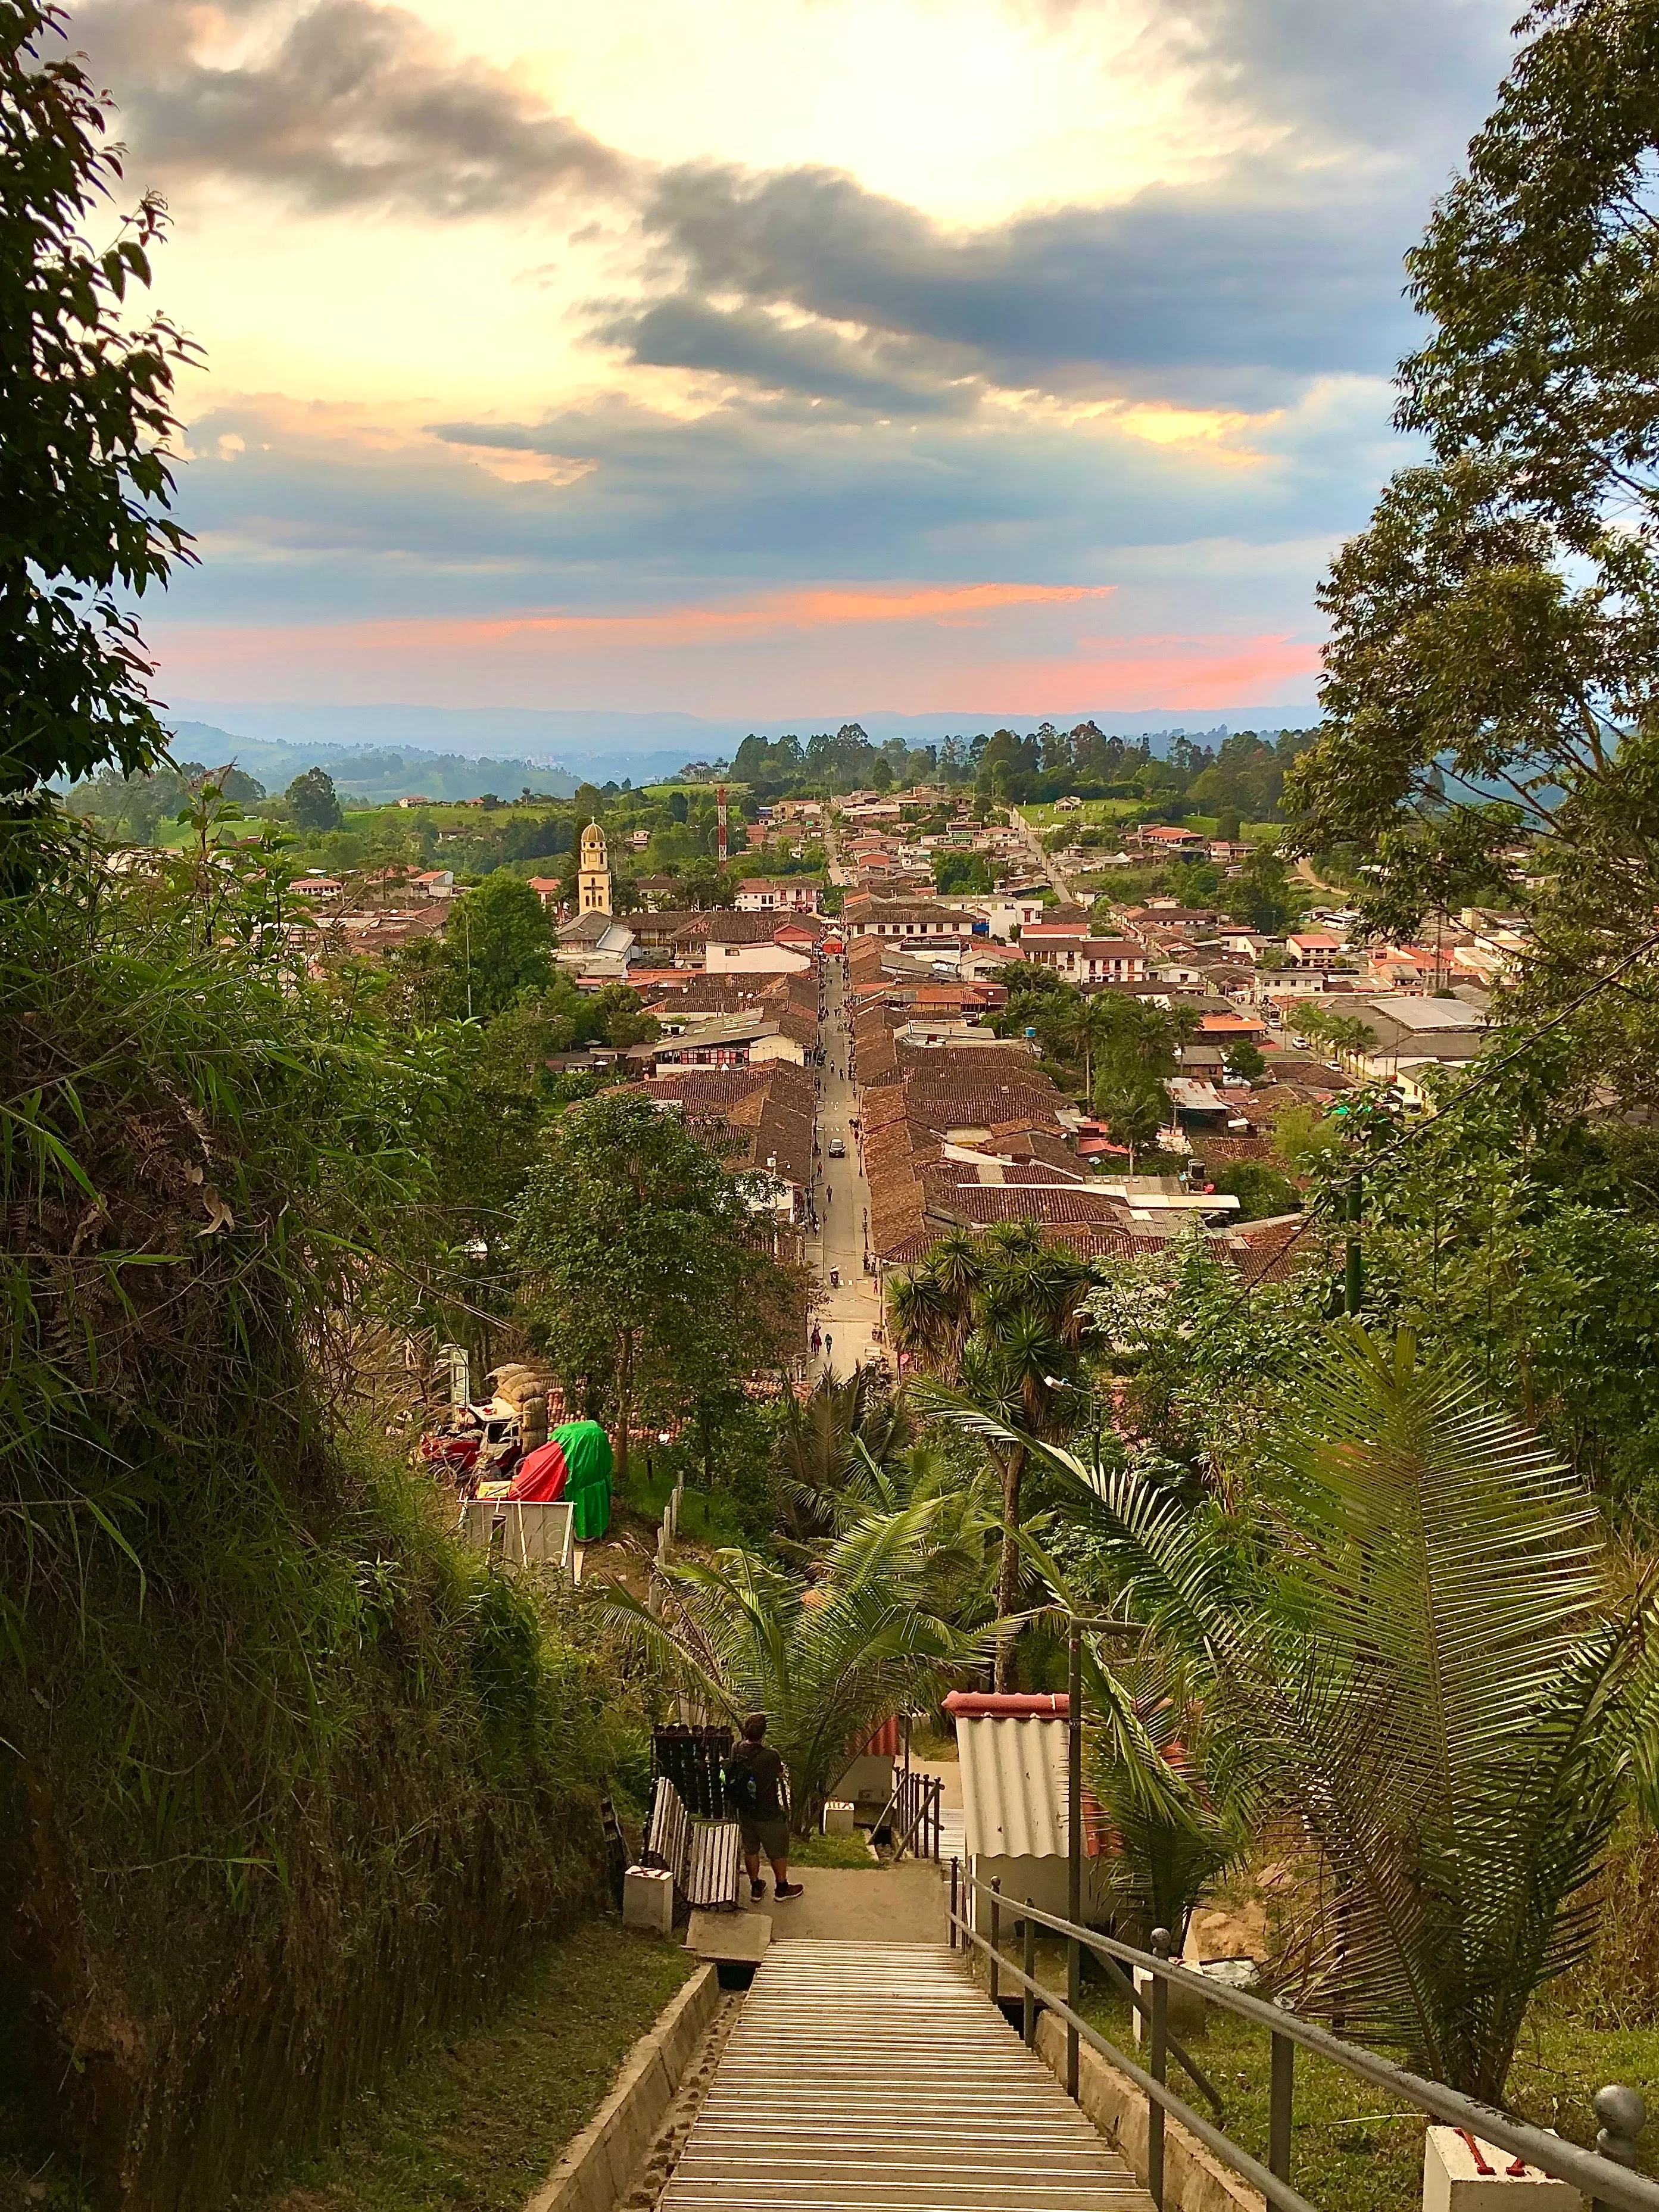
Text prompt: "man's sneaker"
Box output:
[[773, 1881, 804, 1900], [749, 1879, 766, 1901]]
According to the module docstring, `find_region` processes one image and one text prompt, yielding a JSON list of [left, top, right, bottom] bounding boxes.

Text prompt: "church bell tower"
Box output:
[[578, 819, 612, 916]]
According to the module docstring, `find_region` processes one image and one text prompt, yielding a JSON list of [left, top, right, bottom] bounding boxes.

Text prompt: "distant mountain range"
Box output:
[[168, 700, 1323, 790], [168, 723, 580, 804]]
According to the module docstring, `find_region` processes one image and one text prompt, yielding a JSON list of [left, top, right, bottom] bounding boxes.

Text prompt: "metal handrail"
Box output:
[[952, 1868, 1659, 2212], [891, 1767, 943, 1862]]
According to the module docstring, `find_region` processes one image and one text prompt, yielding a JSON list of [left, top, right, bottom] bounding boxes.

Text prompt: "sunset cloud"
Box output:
[[148, 581, 1317, 720], [59, 0, 1518, 735]]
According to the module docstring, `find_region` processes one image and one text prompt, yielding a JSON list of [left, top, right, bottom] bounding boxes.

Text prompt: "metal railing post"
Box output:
[[988, 1877, 1001, 2007], [949, 1855, 959, 1948], [1068, 1624, 1083, 2102], [1024, 1901, 1037, 2047], [1594, 2087, 1647, 2212], [1270, 2029, 1295, 2184], [1149, 1926, 1171, 2210]]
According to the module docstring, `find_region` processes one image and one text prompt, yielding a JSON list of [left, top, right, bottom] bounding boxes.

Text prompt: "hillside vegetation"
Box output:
[[0, 836, 621, 2208]]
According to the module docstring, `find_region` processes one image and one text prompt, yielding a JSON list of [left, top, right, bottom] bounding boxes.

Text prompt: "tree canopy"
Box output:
[[1, 0, 195, 801], [1287, 0, 1659, 992], [512, 1090, 802, 1485]]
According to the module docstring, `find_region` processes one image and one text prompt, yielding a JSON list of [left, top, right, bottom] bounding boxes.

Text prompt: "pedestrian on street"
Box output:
[[825, 1187, 832, 1207], [810, 1324, 822, 1356], [823, 1332, 832, 1364]]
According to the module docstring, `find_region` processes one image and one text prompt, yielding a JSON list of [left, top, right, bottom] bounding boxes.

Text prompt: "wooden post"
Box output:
[[1023, 1901, 1037, 2048], [949, 1857, 958, 1949]]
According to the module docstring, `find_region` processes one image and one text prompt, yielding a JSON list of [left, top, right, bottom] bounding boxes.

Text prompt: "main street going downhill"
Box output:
[[807, 951, 882, 1378]]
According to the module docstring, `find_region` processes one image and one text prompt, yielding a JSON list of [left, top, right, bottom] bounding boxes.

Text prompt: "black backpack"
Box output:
[[724, 1744, 763, 1814]]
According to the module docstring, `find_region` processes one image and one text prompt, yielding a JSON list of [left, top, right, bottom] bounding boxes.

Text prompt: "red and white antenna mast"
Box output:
[[716, 782, 728, 871]]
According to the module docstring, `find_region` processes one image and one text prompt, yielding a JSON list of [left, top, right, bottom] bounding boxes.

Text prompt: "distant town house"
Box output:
[[735, 878, 822, 914], [1025, 937, 1149, 983], [691, 912, 822, 975], [843, 899, 978, 941], [1286, 932, 1345, 967]]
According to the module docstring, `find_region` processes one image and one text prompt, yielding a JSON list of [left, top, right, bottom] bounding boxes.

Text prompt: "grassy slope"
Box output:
[[1076, 1984, 1658, 2212], [0, 1924, 692, 2212], [247, 1922, 693, 2212]]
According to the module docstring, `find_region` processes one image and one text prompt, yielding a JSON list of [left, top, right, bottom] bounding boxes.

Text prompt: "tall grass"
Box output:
[[0, 836, 616, 2207]]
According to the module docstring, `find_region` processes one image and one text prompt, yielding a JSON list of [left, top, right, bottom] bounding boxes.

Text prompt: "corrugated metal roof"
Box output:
[[955, 1712, 1068, 1859]]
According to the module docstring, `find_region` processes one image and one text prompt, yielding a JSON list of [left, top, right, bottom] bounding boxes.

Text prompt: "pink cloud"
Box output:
[[149, 581, 1321, 715]]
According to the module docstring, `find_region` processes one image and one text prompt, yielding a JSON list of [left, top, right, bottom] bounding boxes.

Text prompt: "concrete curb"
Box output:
[[523, 1960, 723, 2212], [1034, 2010, 1264, 2212]]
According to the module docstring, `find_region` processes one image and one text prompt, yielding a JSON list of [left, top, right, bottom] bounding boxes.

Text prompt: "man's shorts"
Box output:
[[739, 1813, 790, 1861]]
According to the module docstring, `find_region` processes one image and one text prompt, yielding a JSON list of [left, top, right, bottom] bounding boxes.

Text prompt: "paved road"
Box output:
[[1010, 803, 1077, 903], [806, 954, 882, 1378]]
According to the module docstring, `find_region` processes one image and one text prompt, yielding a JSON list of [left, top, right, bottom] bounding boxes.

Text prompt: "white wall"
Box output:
[[704, 943, 814, 974]]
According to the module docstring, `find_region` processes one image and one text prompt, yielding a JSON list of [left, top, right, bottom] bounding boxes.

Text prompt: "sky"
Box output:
[[73, 0, 1521, 734]]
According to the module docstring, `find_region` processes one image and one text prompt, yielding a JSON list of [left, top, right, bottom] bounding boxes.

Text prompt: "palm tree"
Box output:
[[1047, 994, 1117, 1098], [591, 1500, 986, 1834], [891, 1224, 1090, 1687], [774, 1364, 913, 1537], [935, 1326, 1659, 2102]]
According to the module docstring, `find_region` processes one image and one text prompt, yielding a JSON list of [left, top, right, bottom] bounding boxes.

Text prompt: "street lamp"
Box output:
[[1043, 1374, 1103, 1467]]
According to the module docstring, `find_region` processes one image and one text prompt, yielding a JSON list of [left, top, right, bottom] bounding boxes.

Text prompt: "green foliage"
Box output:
[[434, 871, 554, 1018], [1223, 839, 1295, 933], [0, 1, 195, 800], [286, 763, 343, 832], [974, 1328, 1659, 2101], [591, 1499, 987, 1831], [1093, 1066, 1167, 1159], [0, 839, 620, 2206], [246, 1923, 694, 2212], [1211, 1160, 1300, 1221], [1286, 0, 1659, 984], [774, 1365, 916, 1538], [1271, 1101, 1352, 1179], [933, 850, 992, 895], [1223, 1036, 1265, 1081], [512, 1090, 803, 1489], [891, 1224, 1090, 1687]]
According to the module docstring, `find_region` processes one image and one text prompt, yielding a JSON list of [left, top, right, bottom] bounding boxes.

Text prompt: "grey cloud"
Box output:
[[75, 0, 630, 216], [582, 0, 1516, 417], [160, 379, 1391, 626], [610, 160, 1420, 410], [1145, 0, 1514, 155], [592, 297, 983, 416], [1009, 0, 1513, 158]]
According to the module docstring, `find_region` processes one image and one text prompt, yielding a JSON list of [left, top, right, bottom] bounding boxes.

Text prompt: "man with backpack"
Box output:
[[724, 1712, 803, 1901]]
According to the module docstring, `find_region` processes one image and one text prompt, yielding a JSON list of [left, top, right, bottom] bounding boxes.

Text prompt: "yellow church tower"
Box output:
[[577, 819, 612, 916]]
